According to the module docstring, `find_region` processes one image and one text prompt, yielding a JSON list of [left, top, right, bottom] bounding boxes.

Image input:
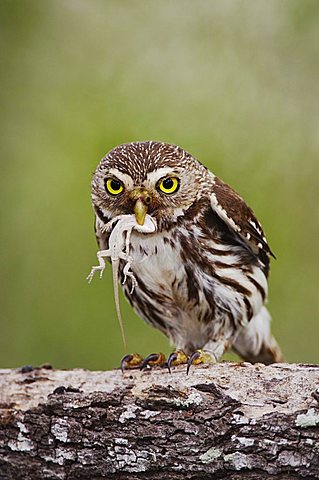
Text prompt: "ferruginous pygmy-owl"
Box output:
[[88, 141, 282, 372]]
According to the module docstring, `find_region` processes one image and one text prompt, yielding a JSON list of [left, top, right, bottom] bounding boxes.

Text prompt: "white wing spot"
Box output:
[[211, 192, 241, 233], [249, 219, 262, 235]]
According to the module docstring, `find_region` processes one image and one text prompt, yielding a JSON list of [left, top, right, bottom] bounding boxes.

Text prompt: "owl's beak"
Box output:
[[132, 192, 152, 225]]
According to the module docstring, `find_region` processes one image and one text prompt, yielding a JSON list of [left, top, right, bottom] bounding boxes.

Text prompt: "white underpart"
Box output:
[[128, 222, 268, 354], [214, 264, 267, 316], [127, 234, 234, 349], [87, 214, 157, 345]]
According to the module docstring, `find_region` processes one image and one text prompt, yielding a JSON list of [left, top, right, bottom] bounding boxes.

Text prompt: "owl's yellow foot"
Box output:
[[187, 349, 217, 375], [121, 352, 166, 372], [167, 350, 188, 374], [140, 352, 166, 370], [120, 353, 144, 372]]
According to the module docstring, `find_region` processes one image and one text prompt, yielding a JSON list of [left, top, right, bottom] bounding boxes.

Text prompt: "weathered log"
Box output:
[[0, 362, 318, 479]]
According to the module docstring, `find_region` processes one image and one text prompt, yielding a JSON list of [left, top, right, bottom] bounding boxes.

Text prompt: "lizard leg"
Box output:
[[122, 256, 138, 293], [87, 249, 110, 283], [124, 227, 133, 256]]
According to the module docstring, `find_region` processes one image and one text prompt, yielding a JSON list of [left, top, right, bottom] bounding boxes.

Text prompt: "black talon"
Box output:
[[167, 352, 177, 374], [140, 353, 161, 370], [187, 351, 201, 375], [121, 354, 133, 373]]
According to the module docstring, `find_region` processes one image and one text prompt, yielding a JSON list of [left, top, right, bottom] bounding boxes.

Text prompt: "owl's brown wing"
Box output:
[[210, 177, 275, 259]]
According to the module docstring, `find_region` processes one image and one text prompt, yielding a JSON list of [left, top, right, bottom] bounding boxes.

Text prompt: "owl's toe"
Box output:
[[186, 349, 217, 375], [140, 352, 166, 370], [167, 350, 188, 374], [120, 353, 144, 372]]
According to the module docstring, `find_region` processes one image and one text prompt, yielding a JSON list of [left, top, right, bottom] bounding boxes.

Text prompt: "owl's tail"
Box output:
[[232, 306, 283, 365]]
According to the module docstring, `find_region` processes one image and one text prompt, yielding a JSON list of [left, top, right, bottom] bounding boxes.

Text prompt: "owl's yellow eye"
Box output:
[[158, 177, 180, 194], [105, 178, 124, 195]]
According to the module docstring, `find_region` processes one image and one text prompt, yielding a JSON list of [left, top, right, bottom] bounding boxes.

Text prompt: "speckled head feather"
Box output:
[[97, 141, 204, 183]]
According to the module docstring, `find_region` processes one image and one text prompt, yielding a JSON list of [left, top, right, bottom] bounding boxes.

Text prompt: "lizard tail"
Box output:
[[111, 259, 127, 348]]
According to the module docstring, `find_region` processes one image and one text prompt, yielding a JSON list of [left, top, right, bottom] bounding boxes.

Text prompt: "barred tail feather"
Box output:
[[232, 306, 283, 364]]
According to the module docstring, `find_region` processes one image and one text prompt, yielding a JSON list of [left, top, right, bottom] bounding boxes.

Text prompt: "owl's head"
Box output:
[[91, 141, 210, 229]]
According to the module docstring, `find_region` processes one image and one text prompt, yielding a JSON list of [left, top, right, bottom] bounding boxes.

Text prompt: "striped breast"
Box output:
[[121, 206, 268, 351]]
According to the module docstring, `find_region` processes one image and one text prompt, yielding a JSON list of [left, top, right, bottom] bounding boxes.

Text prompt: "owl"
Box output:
[[89, 141, 282, 372]]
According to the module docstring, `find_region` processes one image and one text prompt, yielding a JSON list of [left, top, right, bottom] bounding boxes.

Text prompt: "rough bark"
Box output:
[[0, 362, 318, 479]]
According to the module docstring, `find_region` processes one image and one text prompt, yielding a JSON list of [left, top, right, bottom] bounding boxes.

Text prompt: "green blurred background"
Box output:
[[1, 0, 318, 370]]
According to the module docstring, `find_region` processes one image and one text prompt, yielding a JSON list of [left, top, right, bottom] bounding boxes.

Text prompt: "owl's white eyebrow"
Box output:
[[146, 167, 178, 184], [108, 169, 134, 188]]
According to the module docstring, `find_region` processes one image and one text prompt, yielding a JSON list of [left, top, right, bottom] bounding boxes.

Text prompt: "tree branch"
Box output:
[[0, 362, 319, 479]]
